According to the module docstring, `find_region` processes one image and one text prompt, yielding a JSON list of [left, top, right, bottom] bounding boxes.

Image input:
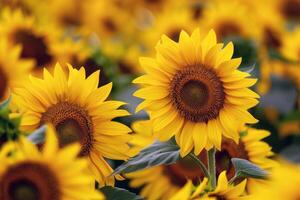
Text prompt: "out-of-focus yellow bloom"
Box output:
[[0, 8, 61, 73], [171, 171, 247, 200], [13, 63, 132, 186], [273, 0, 300, 23], [134, 29, 259, 157], [0, 39, 33, 101], [0, 126, 104, 200], [252, 1, 286, 51], [141, 8, 196, 52], [199, 0, 256, 40], [279, 121, 300, 136], [250, 163, 300, 200], [82, 0, 132, 38]]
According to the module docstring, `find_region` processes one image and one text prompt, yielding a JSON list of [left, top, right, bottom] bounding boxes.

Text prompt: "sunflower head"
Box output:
[[13, 63, 132, 185], [134, 28, 259, 156], [0, 126, 104, 200], [199, 0, 256, 40], [0, 8, 60, 71]]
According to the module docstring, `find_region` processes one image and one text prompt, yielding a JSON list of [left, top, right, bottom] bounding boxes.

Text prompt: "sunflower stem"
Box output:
[[188, 152, 210, 178], [208, 148, 216, 189]]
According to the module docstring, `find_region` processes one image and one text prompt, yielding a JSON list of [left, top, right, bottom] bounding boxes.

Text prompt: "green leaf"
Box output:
[[112, 138, 180, 175], [231, 158, 268, 179], [100, 186, 143, 200], [281, 110, 300, 122], [0, 96, 11, 110], [27, 125, 46, 144]]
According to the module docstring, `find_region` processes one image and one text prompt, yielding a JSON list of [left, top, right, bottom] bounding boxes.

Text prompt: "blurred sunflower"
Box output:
[[13, 63, 132, 186], [0, 39, 33, 101], [0, 126, 104, 200], [274, 0, 300, 23], [199, 0, 255, 40], [142, 8, 196, 51], [250, 163, 300, 200], [82, 0, 132, 38], [171, 171, 247, 200], [252, 1, 286, 51], [133, 29, 259, 156], [0, 9, 60, 72]]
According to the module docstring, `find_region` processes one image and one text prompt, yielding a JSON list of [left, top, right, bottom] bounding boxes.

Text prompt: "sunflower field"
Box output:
[[0, 0, 300, 199]]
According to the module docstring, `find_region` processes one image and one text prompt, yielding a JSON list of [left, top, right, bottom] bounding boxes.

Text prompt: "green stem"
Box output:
[[188, 153, 210, 178], [208, 148, 216, 189]]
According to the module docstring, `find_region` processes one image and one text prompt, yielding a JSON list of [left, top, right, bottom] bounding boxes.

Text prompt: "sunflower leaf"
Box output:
[[231, 158, 268, 179], [100, 186, 143, 200], [27, 125, 46, 144], [112, 138, 180, 175]]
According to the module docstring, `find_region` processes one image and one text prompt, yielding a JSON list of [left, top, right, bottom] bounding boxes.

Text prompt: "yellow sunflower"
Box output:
[[82, 0, 132, 38], [13, 63, 132, 186], [0, 126, 104, 200], [127, 121, 275, 198], [0, 39, 33, 101], [250, 163, 300, 200], [274, 0, 300, 23], [199, 0, 256, 40], [0, 8, 60, 72], [133, 29, 259, 156], [171, 171, 247, 200], [142, 8, 196, 53], [252, 1, 286, 51]]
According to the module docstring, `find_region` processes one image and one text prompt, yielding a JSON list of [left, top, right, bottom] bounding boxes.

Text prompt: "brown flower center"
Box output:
[[263, 27, 282, 49], [164, 155, 204, 187], [41, 102, 93, 156], [170, 66, 225, 122], [0, 161, 60, 200], [168, 28, 181, 42], [102, 18, 117, 33], [199, 138, 249, 179], [0, 66, 8, 100], [11, 29, 52, 68], [217, 22, 241, 39], [280, 0, 300, 21]]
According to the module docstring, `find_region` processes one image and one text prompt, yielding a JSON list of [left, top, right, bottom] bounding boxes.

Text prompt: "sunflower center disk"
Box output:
[[0, 162, 60, 200], [0, 67, 7, 100], [215, 138, 248, 179], [12, 29, 52, 67], [170, 66, 225, 122], [41, 102, 93, 156], [281, 0, 300, 20], [217, 22, 241, 39]]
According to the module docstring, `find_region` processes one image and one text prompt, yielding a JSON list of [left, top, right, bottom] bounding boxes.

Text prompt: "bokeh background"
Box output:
[[0, 0, 300, 193]]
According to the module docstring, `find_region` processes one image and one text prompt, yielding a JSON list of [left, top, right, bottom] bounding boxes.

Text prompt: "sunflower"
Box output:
[[0, 126, 104, 200], [13, 63, 132, 186], [171, 171, 247, 200], [0, 8, 60, 72], [0, 39, 33, 101], [250, 163, 300, 200], [252, 1, 286, 51], [82, 0, 132, 38], [127, 120, 208, 200], [199, 0, 256, 40], [133, 28, 259, 156], [127, 122, 275, 198], [142, 8, 196, 53], [274, 0, 300, 23]]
